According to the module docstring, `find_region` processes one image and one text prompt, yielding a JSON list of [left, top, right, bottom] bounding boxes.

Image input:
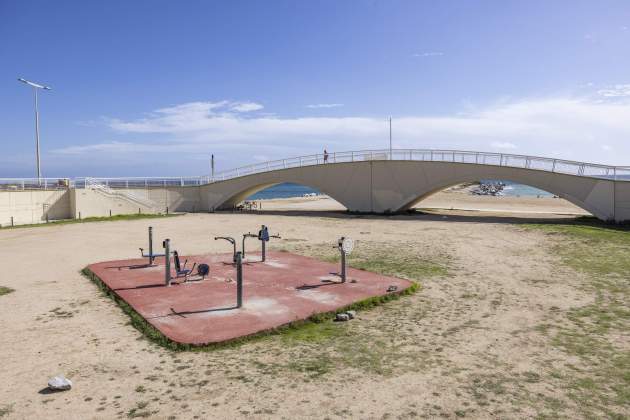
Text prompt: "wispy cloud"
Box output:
[[490, 141, 517, 149], [306, 103, 344, 109], [230, 101, 264, 112], [412, 52, 444, 57], [51, 96, 630, 171], [597, 84, 630, 98]]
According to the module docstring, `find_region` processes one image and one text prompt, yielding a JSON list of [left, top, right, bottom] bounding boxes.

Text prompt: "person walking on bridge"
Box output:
[[323, 149, 329, 163]]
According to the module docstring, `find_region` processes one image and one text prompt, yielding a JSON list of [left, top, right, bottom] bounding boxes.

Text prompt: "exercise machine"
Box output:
[[241, 232, 258, 259], [139, 226, 165, 265], [334, 236, 354, 282], [173, 251, 197, 281], [258, 225, 281, 262], [214, 236, 237, 263], [162, 239, 206, 286], [235, 251, 243, 308]]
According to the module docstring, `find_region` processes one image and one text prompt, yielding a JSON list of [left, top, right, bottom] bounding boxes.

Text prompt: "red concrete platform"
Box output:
[[86, 252, 413, 345]]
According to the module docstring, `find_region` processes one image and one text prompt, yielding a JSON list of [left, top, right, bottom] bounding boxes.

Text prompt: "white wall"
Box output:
[[0, 189, 71, 227]]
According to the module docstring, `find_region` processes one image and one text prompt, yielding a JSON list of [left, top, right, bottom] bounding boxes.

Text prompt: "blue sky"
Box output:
[[2, 1, 630, 177]]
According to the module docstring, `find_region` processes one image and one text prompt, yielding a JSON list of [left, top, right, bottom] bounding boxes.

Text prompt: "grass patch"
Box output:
[[0, 404, 13, 418], [524, 221, 630, 417], [0, 286, 14, 296], [0, 213, 180, 230]]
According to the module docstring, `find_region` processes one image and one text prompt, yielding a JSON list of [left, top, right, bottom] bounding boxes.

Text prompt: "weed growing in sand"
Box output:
[[524, 222, 630, 417], [0, 404, 13, 418], [0, 286, 14, 296], [242, 242, 449, 379]]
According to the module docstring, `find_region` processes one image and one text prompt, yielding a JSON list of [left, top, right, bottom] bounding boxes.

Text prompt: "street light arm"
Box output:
[[18, 77, 52, 90]]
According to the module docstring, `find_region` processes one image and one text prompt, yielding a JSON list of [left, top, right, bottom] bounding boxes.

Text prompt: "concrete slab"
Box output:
[[86, 252, 414, 345]]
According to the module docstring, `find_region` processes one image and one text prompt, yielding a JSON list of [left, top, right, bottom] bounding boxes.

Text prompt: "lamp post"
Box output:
[[388, 116, 392, 159], [18, 78, 51, 183]]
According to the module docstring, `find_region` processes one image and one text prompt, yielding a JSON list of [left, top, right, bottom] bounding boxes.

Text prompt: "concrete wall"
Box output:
[[68, 186, 202, 218], [0, 189, 71, 227]]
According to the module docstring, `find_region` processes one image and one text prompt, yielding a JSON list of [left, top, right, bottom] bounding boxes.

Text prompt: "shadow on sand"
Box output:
[[222, 208, 626, 229]]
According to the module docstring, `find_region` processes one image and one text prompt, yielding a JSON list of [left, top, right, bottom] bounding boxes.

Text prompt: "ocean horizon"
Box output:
[[247, 181, 553, 200]]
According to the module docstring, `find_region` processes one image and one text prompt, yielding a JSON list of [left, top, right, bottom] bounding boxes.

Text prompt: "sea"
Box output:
[[247, 181, 552, 200]]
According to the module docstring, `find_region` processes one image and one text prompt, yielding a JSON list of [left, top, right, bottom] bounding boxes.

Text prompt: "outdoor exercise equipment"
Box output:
[[242, 232, 258, 258], [258, 225, 281, 262], [214, 236, 237, 263], [197, 263, 210, 280], [335, 236, 354, 282], [241, 225, 281, 261], [235, 251, 243, 308], [173, 251, 197, 281], [139, 226, 165, 265], [162, 239, 201, 286], [163, 239, 172, 286]]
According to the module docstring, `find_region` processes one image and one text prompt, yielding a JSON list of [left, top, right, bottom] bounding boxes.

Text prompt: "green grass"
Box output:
[[0, 404, 13, 418], [0, 286, 14, 296], [0, 213, 179, 230], [524, 221, 630, 417]]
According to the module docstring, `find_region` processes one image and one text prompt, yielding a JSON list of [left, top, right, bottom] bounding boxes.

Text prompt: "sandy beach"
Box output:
[[2, 190, 625, 419], [256, 189, 589, 218]]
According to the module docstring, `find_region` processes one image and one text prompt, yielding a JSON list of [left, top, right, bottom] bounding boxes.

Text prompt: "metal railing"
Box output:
[[74, 176, 210, 189], [0, 178, 71, 191], [83, 178, 158, 210], [1, 149, 629, 191], [208, 149, 630, 182]]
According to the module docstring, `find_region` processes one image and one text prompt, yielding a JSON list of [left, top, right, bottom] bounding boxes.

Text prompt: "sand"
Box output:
[[255, 189, 590, 217], [0, 196, 604, 419]]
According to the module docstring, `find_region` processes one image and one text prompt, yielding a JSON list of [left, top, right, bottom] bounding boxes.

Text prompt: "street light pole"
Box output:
[[18, 78, 51, 183], [389, 116, 392, 159]]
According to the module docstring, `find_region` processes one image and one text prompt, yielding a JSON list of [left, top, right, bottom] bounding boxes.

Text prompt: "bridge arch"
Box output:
[[396, 176, 597, 217], [201, 158, 623, 221], [209, 179, 352, 211]]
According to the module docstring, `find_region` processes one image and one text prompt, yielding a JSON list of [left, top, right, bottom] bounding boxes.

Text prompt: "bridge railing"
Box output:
[[2, 150, 628, 191], [209, 149, 630, 182]]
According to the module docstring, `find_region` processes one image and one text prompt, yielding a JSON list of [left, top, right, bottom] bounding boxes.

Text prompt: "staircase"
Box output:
[[84, 178, 159, 212]]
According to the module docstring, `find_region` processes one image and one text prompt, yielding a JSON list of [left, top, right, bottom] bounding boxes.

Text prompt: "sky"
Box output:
[[1, 0, 630, 178]]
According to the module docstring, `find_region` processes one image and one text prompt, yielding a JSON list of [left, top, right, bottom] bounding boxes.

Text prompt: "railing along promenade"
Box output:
[[1, 149, 629, 191]]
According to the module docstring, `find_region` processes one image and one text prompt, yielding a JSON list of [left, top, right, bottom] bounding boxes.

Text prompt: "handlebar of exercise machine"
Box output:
[[214, 236, 237, 263]]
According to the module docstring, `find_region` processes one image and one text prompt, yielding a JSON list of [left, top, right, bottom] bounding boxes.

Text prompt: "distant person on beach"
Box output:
[[323, 149, 329, 163]]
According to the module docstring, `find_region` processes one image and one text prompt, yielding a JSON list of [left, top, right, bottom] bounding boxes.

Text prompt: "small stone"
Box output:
[[48, 375, 72, 391], [345, 311, 356, 319], [335, 313, 350, 322]]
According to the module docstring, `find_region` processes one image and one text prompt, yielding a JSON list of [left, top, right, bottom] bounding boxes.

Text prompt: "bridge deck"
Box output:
[[86, 252, 413, 345]]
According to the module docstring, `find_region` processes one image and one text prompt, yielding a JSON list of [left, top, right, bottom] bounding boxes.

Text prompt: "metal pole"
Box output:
[[34, 87, 41, 183], [148, 227, 154, 264], [389, 117, 392, 159], [340, 246, 346, 283], [164, 239, 171, 286], [211, 154, 215, 178], [235, 251, 243, 308]]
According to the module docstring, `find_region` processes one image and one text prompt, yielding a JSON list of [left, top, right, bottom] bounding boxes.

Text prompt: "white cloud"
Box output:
[[490, 141, 517, 149], [412, 52, 444, 57], [306, 103, 344, 109], [230, 102, 264, 112], [597, 84, 630, 98], [52, 96, 630, 169]]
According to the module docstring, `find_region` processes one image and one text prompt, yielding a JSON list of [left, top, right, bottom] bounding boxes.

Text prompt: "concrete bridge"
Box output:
[[200, 149, 630, 222], [2, 149, 630, 226]]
